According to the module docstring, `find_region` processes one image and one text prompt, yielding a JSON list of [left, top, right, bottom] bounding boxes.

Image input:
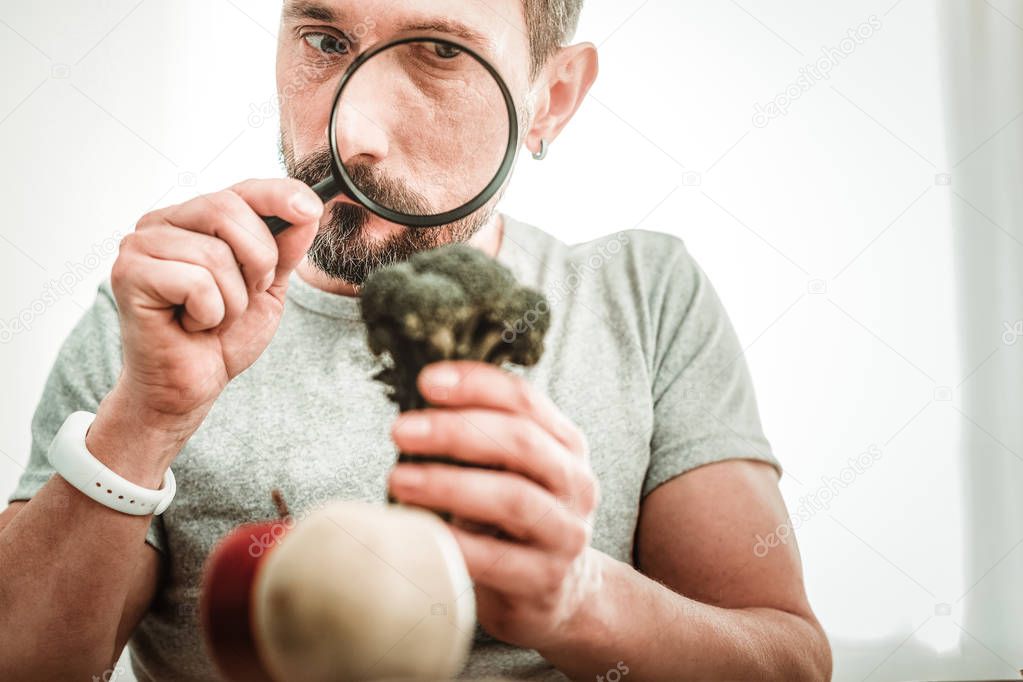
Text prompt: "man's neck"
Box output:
[[296, 212, 505, 297]]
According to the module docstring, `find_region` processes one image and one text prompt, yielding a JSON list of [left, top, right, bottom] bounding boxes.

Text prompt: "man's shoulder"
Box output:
[[571, 227, 689, 270], [97, 276, 118, 309], [503, 216, 697, 302], [504, 215, 688, 262]]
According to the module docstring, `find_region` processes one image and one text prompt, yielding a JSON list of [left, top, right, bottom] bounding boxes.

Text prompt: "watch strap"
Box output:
[[47, 411, 176, 516]]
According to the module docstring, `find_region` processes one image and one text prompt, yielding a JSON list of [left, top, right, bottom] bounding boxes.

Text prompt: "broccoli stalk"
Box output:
[[360, 243, 551, 514]]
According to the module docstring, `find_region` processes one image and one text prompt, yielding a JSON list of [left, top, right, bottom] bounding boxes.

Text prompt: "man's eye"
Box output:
[[433, 43, 462, 59], [302, 32, 353, 56]]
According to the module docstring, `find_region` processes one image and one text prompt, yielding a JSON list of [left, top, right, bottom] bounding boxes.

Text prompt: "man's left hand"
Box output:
[[388, 360, 603, 649]]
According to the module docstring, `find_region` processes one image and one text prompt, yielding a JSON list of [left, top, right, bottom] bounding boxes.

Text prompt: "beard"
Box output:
[[279, 137, 497, 287]]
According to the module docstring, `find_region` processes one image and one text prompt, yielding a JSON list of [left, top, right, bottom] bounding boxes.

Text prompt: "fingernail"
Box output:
[[423, 365, 460, 391], [395, 414, 431, 438], [290, 193, 321, 217]]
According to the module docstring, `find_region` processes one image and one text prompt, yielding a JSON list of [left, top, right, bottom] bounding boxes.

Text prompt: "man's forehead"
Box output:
[[281, 0, 526, 59]]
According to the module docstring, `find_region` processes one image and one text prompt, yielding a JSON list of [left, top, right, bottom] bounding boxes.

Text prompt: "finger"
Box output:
[[116, 254, 224, 331], [417, 361, 588, 457], [152, 189, 280, 294], [129, 227, 249, 331], [447, 525, 574, 598], [230, 178, 323, 288], [392, 408, 593, 508], [389, 464, 587, 554]]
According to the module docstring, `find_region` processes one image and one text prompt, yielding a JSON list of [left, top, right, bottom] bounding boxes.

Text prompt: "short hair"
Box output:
[[523, 0, 583, 78]]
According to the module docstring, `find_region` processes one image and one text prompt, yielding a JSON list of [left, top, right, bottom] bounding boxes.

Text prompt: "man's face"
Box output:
[[276, 0, 534, 285]]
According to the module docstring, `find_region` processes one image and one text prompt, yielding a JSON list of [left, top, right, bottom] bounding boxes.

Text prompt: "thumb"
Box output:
[[270, 207, 321, 290], [230, 178, 324, 289]]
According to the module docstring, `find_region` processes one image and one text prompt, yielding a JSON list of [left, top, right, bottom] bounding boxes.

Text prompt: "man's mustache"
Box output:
[[289, 148, 431, 217]]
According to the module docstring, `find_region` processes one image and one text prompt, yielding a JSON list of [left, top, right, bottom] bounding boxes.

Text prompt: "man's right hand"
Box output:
[[97, 178, 323, 473]]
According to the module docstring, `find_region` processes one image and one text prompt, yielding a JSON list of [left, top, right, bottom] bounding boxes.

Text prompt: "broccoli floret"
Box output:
[[360, 243, 552, 518], [360, 243, 551, 413]]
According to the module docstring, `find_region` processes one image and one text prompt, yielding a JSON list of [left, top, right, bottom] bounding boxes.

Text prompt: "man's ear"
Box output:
[[525, 43, 599, 157]]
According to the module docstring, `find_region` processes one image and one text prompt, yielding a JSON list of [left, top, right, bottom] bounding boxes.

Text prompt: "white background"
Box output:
[[1, 1, 1021, 680]]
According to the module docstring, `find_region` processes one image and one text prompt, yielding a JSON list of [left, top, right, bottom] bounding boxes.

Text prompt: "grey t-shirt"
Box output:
[[9, 214, 779, 681]]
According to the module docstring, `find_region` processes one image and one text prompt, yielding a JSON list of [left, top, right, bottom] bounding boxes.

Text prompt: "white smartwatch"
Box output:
[[46, 411, 176, 516]]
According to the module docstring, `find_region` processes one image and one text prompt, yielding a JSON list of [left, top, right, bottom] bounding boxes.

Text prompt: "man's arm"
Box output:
[[0, 388, 172, 681], [387, 362, 830, 681], [0, 177, 324, 681], [0, 500, 163, 678], [537, 459, 831, 681]]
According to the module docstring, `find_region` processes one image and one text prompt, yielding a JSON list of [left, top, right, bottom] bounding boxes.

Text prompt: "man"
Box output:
[[0, 1, 831, 680]]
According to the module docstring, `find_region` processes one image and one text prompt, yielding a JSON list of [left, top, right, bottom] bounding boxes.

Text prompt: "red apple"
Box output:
[[199, 518, 293, 682]]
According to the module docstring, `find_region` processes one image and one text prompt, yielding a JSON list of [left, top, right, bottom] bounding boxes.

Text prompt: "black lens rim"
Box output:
[[327, 35, 519, 228]]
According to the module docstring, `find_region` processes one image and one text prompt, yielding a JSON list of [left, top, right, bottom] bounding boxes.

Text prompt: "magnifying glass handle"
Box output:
[[263, 176, 342, 236]]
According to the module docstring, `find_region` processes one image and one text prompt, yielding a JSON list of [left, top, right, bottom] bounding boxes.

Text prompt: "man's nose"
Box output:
[[331, 85, 390, 167]]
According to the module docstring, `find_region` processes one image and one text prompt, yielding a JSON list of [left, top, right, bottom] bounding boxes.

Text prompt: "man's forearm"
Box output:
[[0, 475, 154, 679], [0, 386, 196, 680], [537, 551, 831, 681]]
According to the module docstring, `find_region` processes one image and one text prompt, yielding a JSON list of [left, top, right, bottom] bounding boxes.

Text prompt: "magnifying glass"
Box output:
[[263, 35, 519, 235]]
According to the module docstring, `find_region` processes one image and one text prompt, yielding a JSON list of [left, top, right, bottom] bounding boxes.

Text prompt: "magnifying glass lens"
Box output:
[[334, 39, 511, 218]]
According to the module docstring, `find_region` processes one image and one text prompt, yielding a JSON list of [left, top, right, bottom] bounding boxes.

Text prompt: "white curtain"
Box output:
[[941, 0, 1023, 666]]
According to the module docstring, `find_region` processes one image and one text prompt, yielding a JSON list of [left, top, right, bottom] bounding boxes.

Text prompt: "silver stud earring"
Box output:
[[532, 138, 549, 161]]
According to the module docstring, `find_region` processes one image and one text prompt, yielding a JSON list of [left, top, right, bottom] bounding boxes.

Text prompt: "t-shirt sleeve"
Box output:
[[642, 235, 781, 499], [7, 279, 167, 554]]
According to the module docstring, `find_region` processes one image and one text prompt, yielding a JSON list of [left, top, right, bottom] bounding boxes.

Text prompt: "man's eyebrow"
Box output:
[[282, 0, 339, 24], [281, 6, 496, 55], [401, 18, 495, 53]]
